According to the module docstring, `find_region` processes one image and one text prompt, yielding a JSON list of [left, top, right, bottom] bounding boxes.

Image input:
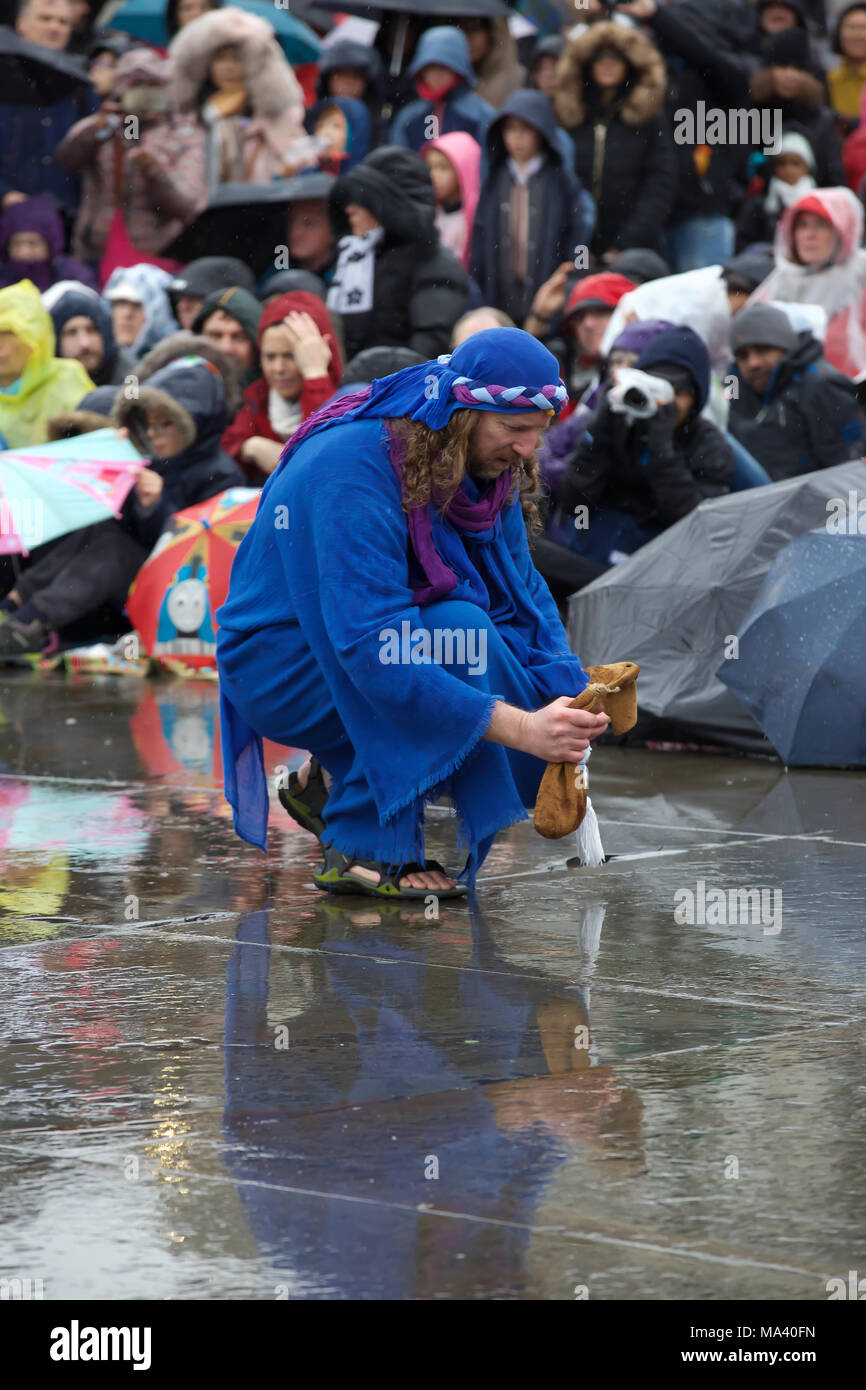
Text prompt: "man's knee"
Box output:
[[415, 601, 498, 679]]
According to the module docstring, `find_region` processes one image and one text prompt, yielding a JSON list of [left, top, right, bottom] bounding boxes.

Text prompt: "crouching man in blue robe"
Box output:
[[216, 328, 609, 899]]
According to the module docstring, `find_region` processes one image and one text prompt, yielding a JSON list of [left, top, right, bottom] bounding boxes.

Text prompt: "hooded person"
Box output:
[[0, 354, 245, 657], [553, 20, 676, 258], [102, 264, 179, 359], [389, 26, 496, 154], [169, 6, 307, 191], [215, 327, 607, 898], [167, 255, 256, 330], [191, 283, 262, 386], [0, 195, 97, 293], [750, 185, 866, 376], [736, 130, 818, 249], [305, 96, 372, 178], [546, 270, 635, 401], [556, 325, 736, 567], [326, 146, 470, 362], [57, 48, 208, 276], [256, 269, 327, 304], [727, 300, 866, 479], [470, 90, 595, 330], [136, 330, 243, 419], [222, 291, 343, 484], [0, 279, 94, 449], [316, 38, 385, 145], [750, 28, 846, 188], [422, 130, 481, 271], [44, 280, 137, 387], [454, 14, 526, 109]]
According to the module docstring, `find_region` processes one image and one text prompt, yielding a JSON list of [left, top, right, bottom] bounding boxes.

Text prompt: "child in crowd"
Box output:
[[223, 292, 342, 484], [304, 97, 372, 176], [0, 195, 97, 292], [736, 132, 817, 249], [389, 27, 495, 152], [471, 90, 594, 328], [423, 132, 480, 269]]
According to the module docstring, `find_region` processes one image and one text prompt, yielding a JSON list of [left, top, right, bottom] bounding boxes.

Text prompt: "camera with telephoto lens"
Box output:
[[607, 368, 675, 421]]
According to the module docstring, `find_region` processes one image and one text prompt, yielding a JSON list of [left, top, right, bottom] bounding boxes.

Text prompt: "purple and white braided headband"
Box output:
[[436, 354, 568, 412]]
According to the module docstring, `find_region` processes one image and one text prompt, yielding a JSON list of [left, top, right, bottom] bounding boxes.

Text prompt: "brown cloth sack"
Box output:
[[534, 661, 640, 839]]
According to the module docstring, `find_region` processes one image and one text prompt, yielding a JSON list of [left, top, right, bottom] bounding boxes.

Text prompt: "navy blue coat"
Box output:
[[0, 82, 98, 213], [470, 90, 595, 322]]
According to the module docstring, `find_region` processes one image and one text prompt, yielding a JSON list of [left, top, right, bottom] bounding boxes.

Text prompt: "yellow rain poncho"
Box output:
[[0, 279, 94, 448]]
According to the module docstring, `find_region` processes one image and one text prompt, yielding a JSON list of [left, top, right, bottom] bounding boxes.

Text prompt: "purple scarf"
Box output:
[[283, 385, 513, 606]]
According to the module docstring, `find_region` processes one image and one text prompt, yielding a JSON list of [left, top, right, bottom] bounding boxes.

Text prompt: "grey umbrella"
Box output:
[[718, 528, 866, 767], [566, 460, 866, 750]]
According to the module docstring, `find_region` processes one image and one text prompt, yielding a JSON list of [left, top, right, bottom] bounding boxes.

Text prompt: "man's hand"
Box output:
[[484, 697, 609, 762], [135, 467, 164, 507], [519, 698, 610, 763], [282, 310, 332, 379]]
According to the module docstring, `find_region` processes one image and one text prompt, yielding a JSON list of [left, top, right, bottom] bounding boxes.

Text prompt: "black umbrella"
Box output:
[[0, 24, 93, 103], [164, 174, 336, 276]]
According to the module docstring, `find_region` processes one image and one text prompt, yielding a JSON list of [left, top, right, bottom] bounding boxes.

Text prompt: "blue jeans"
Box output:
[[662, 216, 735, 274]]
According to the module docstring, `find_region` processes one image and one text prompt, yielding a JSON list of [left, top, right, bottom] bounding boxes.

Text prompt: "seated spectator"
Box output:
[[736, 132, 817, 249], [471, 90, 594, 329], [0, 194, 96, 292], [327, 146, 470, 361], [136, 331, 242, 422], [0, 355, 243, 656], [728, 302, 866, 478], [556, 326, 735, 568], [169, 7, 306, 191], [316, 38, 385, 145], [45, 281, 136, 386], [451, 306, 514, 348], [0, 0, 99, 218], [539, 317, 674, 508], [423, 131, 480, 270], [527, 268, 635, 399], [0, 278, 93, 448], [283, 176, 338, 281], [57, 48, 207, 276], [721, 251, 776, 317], [338, 344, 425, 393], [389, 27, 495, 152], [553, 21, 675, 258], [222, 292, 342, 484], [751, 186, 866, 376], [192, 285, 261, 387], [167, 256, 255, 330], [750, 30, 845, 187], [454, 15, 525, 108], [828, 4, 866, 122], [304, 97, 371, 177], [103, 264, 178, 359], [256, 269, 327, 304]]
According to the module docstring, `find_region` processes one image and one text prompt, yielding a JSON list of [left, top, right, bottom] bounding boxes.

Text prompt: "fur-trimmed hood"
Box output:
[[46, 410, 114, 440], [136, 331, 243, 417], [473, 16, 526, 110], [553, 21, 667, 129], [169, 6, 303, 119], [112, 355, 228, 460]]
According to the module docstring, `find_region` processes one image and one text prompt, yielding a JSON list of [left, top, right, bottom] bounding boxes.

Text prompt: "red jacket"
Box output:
[[222, 374, 334, 484]]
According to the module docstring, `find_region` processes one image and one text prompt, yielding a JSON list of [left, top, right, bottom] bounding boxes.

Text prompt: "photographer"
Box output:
[[556, 325, 735, 567]]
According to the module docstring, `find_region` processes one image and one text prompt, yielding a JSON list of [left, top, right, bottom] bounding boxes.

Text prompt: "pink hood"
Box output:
[[426, 131, 481, 268], [775, 185, 864, 267]]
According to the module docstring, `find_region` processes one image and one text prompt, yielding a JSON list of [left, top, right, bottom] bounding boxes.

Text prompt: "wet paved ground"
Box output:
[[1, 672, 864, 1301]]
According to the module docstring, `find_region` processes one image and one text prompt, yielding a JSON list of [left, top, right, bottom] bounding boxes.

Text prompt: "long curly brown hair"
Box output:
[[389, 411, 543, 534]]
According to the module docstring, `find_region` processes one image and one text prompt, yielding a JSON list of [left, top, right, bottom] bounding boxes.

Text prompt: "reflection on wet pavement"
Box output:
[[1, 673, 864, 1299]]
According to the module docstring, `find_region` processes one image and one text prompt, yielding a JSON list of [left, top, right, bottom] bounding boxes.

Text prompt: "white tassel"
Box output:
[[573, 748, 606, 867]]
